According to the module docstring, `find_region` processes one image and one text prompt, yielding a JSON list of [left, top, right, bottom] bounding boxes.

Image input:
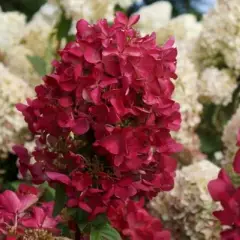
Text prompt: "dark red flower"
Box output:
[[208, 130, 240, 239], [107, 199, 171, 240], [15, 11, 181, 225]]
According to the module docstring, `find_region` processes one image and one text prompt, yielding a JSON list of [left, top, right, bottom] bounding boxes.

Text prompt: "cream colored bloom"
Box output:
[[156, 14, 202, 44], [199, 67, 237, 106], [222, 105, 240, 163], [117, 0, 135, 9], [171, 41, 203, 163], [60, 0, 117, 22], [136, 1, 172, 34], [194, 0, 240, 75], [0, 63, 34, 158], [37, 1, 60, 26], [0, 10, 26, 52], [150, 160, 221, 240], [23, 3, 59, 57], [3, 45, 40, 87]]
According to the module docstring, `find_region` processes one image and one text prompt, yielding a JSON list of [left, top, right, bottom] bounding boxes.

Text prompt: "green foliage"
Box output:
[[56, 12, 72, 41], [53, 183, 67, 217], [27, 55, 47, 76], [0, 0, 46, 21], [58, 222, 72, 238], [197, 83, 240, 162], [90, 223, 122, 240], [67, 209, 121, 239], [41, 183, 56, 202], [3, 180, 21, 191]]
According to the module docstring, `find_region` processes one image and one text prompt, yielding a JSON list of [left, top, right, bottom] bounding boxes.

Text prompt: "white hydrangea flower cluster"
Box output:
[[150, 160, 221, 240], [194, 0, 240, 75], [199, 67, 237, 106], [0, 63, 34, 158], [1, 2, 61, 87], [135, 1, 172, 34], [136, 1, 201, 43], [172, 41, 203, 163], [192, 0, 240, 107], [60, 0, 132, 23], [23, 2, 60, 57], [0, 9, 26, 52], [3, 45, 39, 87], [156, 14, 202, 44], [222, 105, 240, 164]]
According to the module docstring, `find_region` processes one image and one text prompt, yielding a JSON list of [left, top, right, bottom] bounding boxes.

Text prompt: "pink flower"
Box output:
[[0, 189, 38, 236], [0, 190, 38, 215], [21, 204, 59, 233]]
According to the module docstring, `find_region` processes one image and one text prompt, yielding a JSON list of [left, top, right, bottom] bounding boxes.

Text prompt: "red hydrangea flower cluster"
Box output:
[[0, 184, 60, 239], [208, 130, 240, 240], [13, 12, 181, 238], [108, 199, 171, 240]]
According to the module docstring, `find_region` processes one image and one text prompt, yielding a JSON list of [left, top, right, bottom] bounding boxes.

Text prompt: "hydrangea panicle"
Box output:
[[14, 12, 181, 239]]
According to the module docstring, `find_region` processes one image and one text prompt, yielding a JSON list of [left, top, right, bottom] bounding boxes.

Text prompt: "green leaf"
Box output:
[[75, 208, 89, 223], [90, 228, 101, 240], [53, 183, 67, 217], [198, 131, 222, 154], [78, 222, 88, 232], [101, 224, 121, 240], [56, 12, 72, 41], [42, 185, 55, 202], [91, 214, 108, 228], [4, 181, 21, 191], [44, 32, 56, 73], [58, 223, 71, 237], [27, 55, 47, 76], [68, 208, 90, 232], [90, 224, 121, 240]]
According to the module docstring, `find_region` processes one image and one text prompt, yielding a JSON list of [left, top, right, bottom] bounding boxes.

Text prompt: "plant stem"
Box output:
[[75, 224, 81, 240]]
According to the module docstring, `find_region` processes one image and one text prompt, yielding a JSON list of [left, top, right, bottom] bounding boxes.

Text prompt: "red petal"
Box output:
[[89, 87, 101, 104], [19, 194, 39, 213], [99, 76, 117, 88], [115, 12, 128, 25], [58, 96, 73, 108], [163, 37, 175, 49], [234, 149, 240, 173], [123, 47, 141, 57], [72, 118, 89, 135], [0, 190, 21, 213], [57, 112, 74, 128], [213, 210, 234, 225], [116, 31, 125, 52], [99, 135, 121, 155], [74, 64, 83, 79], [76, 19, 94, 39], [208, 170, 235, 202], [114, 155, 124, 166], [84, 46, 100, 63], [46, 172, 71, 185], [128, 14, 140, 27], [79, 201, 92, 213], [115, 186, 129, 200], [59, 81, 77, 92]]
